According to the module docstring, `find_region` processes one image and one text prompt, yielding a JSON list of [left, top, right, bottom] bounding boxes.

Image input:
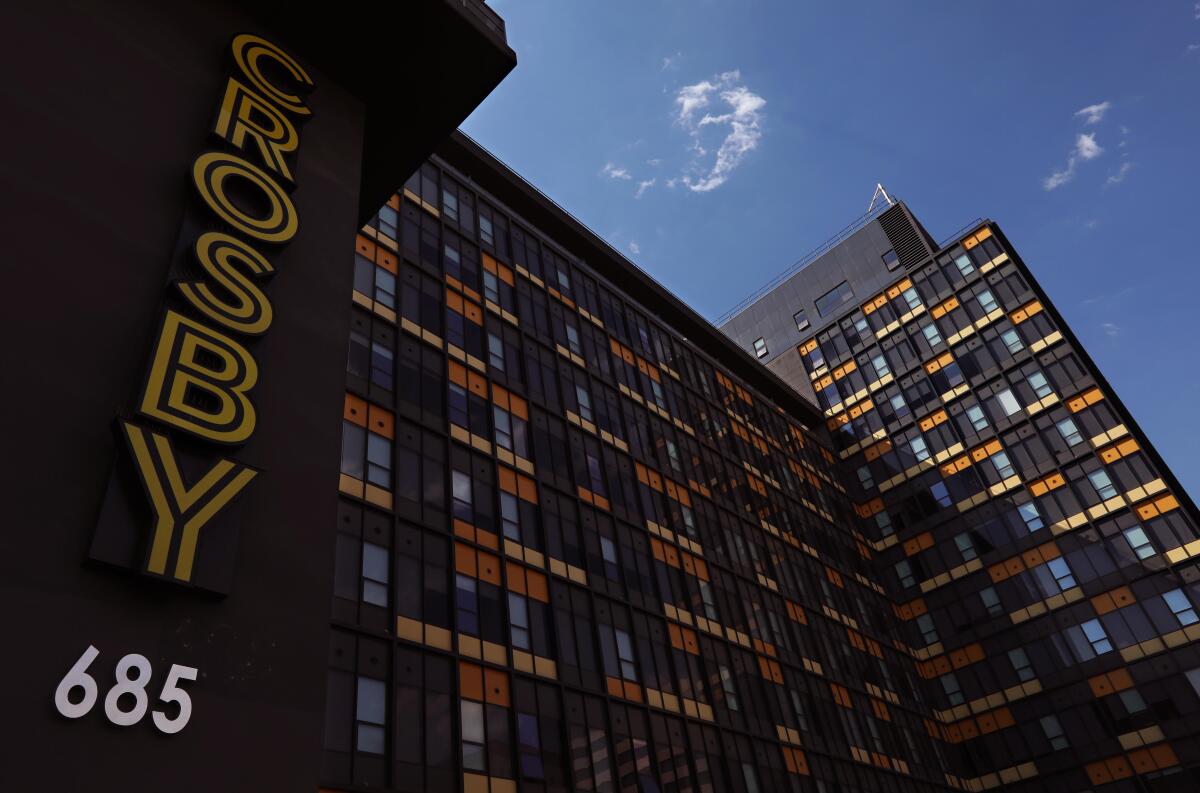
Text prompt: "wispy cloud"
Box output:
[[646, 158, 662, 167], [635, 178, 656, 198], [629, 240, 641, 255], [601, 162, 632, 181], [661, 52, 682, 71], [1189, 43, 1200, 51], [1101, 322, 1121, 338], [1043, 133, 1103, 190], [1074, 100, 1112, 125], [673, 70, 766, 192], [1105, 161, 1134, 187]]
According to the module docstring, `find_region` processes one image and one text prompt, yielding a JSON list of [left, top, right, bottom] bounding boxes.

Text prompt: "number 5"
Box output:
[[152, 664, 198, 734], [54, 645, 100, 719]]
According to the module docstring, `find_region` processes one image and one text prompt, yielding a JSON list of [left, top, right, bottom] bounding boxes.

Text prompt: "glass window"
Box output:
[[456, 574, 479, 635], [576, 385, 593, 422], [882, 249, 899, 270], [488, 333, 506, 373], [1119, 689, 1148, 713], [980, 587, 1004, 617], [1000, 329, 1024, 355], [461, 700, 486, 771], [348, 331, 370, 379], [513, 712, 543, 780], [901, 287, 922, 311], [1057, 417, 1083, 446], [815, 281, 855, 317], [922, 324, 943, 347], [742, 763, 761, 793], [916, 613, 938, 644], [977, 289, 999, 314], [509, 592, 531, 648], [366, 433, 392, 488], [1008, 648, 1034, 681], [355, 677, 386, 754], [719, 665, 739, 711], [1082, 618, 1113, 654], [1040, 715, 1069, 750], [871, 354, 890, 379], [752, 337, 767, 358], [361, 542, 389, 607], [896, 559, 915, 588], [955, 534, 977, 562], [794, 310, 810, 331], [1164, 589, 1199, 626], [954, 253, 975, 277], [501, 492, 520, 541], [991, 450, 1015, 479], [966, 405, 988, 432], [565, 322, 582, 356], [857, 465, 874, 490], [452, 470, 473, 520], [1019, 502, 1045, 533], [1123, 526, 1155, 560], [340, 421, 365, 479], [931, 481, 952, 507], [1028, 371, 1052, 399], [1089, 470, 1118, 500], [996, 389, 1022, 417], [940, 673, 964, 705], [889, 394, 909, 418], [910, 436, 930, 462], [1047, 558, 1076, 589], [615, 628, 637, 681]]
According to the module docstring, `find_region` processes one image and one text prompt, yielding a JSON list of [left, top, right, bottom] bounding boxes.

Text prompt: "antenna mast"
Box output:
[[867, 183, 894, 213]]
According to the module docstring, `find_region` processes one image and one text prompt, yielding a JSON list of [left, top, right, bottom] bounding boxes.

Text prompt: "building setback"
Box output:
[[722, 202, 1200, 791]]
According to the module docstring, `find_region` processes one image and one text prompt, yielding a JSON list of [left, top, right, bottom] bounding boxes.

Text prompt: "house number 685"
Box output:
[[53, 645, 199, 734]]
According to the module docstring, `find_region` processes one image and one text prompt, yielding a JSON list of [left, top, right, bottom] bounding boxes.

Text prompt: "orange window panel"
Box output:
[[344, 393, 368, 427], [460, 661, 484, 701], [483, 668, 510, 706], [367, 404, 394, 439], [506, 562, 527, 595], [526, 570, 549, 603], [476, 550, 501, 585], [446, 288, 464, 314], [467, 370, 488, 399], [517, 473, 538, 504], [455, 542, 477, 577], [498, 466, 518, 495], [376, 249, 397, 274], [355, 234, 376, 259], [482, 252, 498, 274]]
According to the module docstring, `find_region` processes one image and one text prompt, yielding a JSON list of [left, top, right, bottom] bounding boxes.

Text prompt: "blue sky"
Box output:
[[465, 1, 1200, 497]]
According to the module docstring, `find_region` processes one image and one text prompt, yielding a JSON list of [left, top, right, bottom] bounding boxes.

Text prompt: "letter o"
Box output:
[[193, 152, 298, 244], [231, 33, 313, 117]]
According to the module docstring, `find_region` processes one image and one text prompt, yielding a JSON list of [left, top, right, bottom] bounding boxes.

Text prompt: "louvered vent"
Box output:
[[878, 204, 934, 270]]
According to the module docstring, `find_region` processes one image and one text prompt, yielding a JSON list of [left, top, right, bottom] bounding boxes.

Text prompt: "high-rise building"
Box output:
[[10, 3, 1200, 792], [722, 200, 1200, 791]]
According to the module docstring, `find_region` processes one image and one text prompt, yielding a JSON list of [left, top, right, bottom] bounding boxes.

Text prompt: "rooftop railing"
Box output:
[[449, 0, 506, 37], [715, 202, 893, 327]]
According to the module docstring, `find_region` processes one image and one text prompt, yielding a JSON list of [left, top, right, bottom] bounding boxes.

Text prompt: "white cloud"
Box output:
[[1189, 43, 1200, 51], [635, 178, 656, 198], [1076, 132, 1102, 160], [1101, 322, 1121, 338], [629, 240, 641, 255], [673, 71, 765, 192], [1195, 1, 1200, 19], [601, 162, 632, 181], [1105, 161, 1134, 186], [661, 52, 682, 71], [1043, 133, 1104, 190], [646, 158, 662, 167], [1074, 101, 1112, 125]]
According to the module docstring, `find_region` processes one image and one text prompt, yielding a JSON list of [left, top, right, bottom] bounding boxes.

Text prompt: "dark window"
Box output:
[[882, 248, 899, 270], [815, 281, 855, 317], [793, 310, 809, 331]]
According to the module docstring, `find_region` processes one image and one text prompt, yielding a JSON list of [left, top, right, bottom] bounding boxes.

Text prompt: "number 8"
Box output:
[[103, 653, 152, 727]]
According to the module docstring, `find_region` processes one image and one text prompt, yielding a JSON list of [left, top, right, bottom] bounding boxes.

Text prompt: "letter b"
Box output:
[[138, 309, 258, 445]]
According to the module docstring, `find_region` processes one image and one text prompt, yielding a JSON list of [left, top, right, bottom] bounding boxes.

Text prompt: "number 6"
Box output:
[[152, 664, 198, 734], [54, 645, 100, 719]]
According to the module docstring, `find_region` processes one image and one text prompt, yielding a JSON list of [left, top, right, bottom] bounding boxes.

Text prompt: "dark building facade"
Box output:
[[8, 3, 1200, 792], [722, 202, 1200, 791]]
